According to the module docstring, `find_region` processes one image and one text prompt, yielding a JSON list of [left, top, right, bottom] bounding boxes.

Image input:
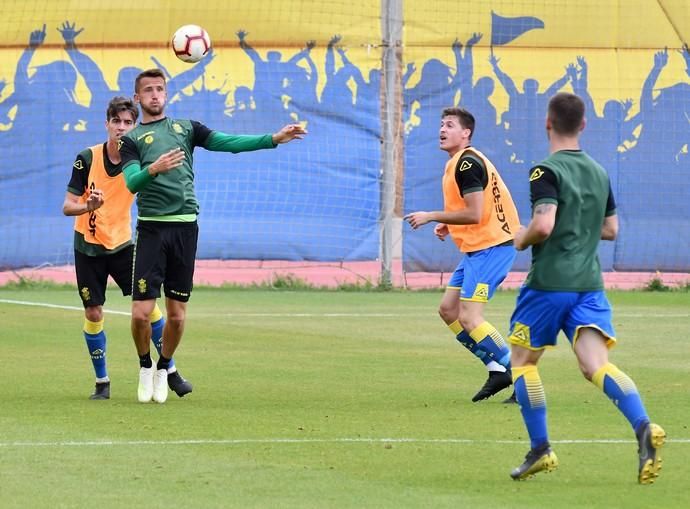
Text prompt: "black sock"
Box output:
[[157, 355, 171, 371], [139, 351, 152, 368]]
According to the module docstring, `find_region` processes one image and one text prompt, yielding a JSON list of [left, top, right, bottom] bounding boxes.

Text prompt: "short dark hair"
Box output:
[[134, 68, 166, 93], [106, 96, 138, 121], [548, 92, 585, 135], [441, 107, 475, 139]]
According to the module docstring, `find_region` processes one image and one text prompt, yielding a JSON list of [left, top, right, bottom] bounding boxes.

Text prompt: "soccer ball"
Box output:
[[171, 25, 211, 63]]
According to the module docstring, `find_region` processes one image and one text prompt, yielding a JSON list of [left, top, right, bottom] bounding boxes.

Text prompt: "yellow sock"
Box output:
[[149, 303, 163, 322], [448, 320, 462, 335], [83, 318, 104, 334]]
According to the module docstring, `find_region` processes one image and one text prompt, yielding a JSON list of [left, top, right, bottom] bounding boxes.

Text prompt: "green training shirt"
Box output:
[[525, 150, 616, 291], [120, 118, 275, 220]]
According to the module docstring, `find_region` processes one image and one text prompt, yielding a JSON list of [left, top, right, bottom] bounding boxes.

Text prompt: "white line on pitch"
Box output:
[[220, 313, 424, 317], [0, 299, 130, 316], [214, 310, 690, 318], [0, 299, 428, 318], [1, 299, 688, 319], [1, 437, 689, 448]]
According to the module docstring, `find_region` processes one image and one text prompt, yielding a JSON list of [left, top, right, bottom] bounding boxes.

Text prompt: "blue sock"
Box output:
[[513, 365, 549, 449], [83, 318, 107, 380], [448, 320, 490, 365], [150, 316, 176, 371], [456, 330, 491, 366], [592, 363, 649, 432], [469, 322, 512, 369]]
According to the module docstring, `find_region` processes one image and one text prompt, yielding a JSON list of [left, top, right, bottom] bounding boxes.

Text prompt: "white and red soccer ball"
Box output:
[[172, 25, 211, 63]]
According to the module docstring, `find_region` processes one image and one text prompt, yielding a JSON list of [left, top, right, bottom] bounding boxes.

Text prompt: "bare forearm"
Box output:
[[62, 200, 90, 216], [601, 228, 616, 241], [428, 210, 480, 225], [515, 203, 556, 250], [601, 215, 618, 240], [63, 192, 102, 216], [514, 223, 548, 250]]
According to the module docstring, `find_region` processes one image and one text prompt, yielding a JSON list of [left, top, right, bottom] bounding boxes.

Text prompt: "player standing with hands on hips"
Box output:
[[120, 69, 307, 404], [507, 92, 665, 483]]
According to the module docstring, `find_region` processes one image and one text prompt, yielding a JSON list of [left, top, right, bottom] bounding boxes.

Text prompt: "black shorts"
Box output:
[[74, 245, 134, 308], [132, 221, 198, 302]]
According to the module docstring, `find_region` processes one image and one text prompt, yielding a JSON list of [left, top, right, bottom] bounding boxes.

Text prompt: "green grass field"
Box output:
[[1, 286, 689, 508]]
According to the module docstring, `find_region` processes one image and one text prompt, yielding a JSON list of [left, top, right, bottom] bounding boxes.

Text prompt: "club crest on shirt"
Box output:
[[173, 123, 183, 134], [137, 130, 155, 142], [529, 168, 545, 181]]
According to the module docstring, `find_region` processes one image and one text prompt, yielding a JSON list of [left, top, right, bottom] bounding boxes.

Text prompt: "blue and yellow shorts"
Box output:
[[447, 244, 516, 302], [508, 286, 617, 350]]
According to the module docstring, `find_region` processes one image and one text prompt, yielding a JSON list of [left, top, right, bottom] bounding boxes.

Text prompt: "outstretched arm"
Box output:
[[303, 51, 318, 86], [204, 124, 307, 153], [620, 99, 641, 139], [0, 79, 13, 120], [15, 25, 46, 90], [679, 43, 690, 78], [570, 57, 595, 113], [272, 123, 307, 144], [457, 32, 482, 91], [162, 48, 216, 99], [489, 49, 518, 96], [149, 56, 173, 80], [337, 47, 366, 88], [544, 67, 570, 97], [640, 48, 668, 116], [58, 21, 110, 101], [237, 29, 261, 64], [288, 40, 316, 65], [326, 34, 341, 77], [451, 38, 464, 84]]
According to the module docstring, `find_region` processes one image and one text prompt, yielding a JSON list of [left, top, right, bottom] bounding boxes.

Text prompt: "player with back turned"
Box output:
[[507, 92, 665, 483]]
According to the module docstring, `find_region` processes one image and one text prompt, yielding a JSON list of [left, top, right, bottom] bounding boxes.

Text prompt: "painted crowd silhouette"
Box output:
[[1, 23, 688, 270]]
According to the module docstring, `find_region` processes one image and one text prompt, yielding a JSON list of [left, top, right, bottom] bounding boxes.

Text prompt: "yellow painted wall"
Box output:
[[0, 0, 686, 115]]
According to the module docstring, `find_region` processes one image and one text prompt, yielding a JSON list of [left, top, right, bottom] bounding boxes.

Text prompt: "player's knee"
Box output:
[[166, 312, 186, 331], [131, 305, 152, 324], [458, 314, 481, 332], [580, 368, 594, 381], [84, 306, 103, 322], [438, 304, 456, 324], [577, 359, 601, 381]]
